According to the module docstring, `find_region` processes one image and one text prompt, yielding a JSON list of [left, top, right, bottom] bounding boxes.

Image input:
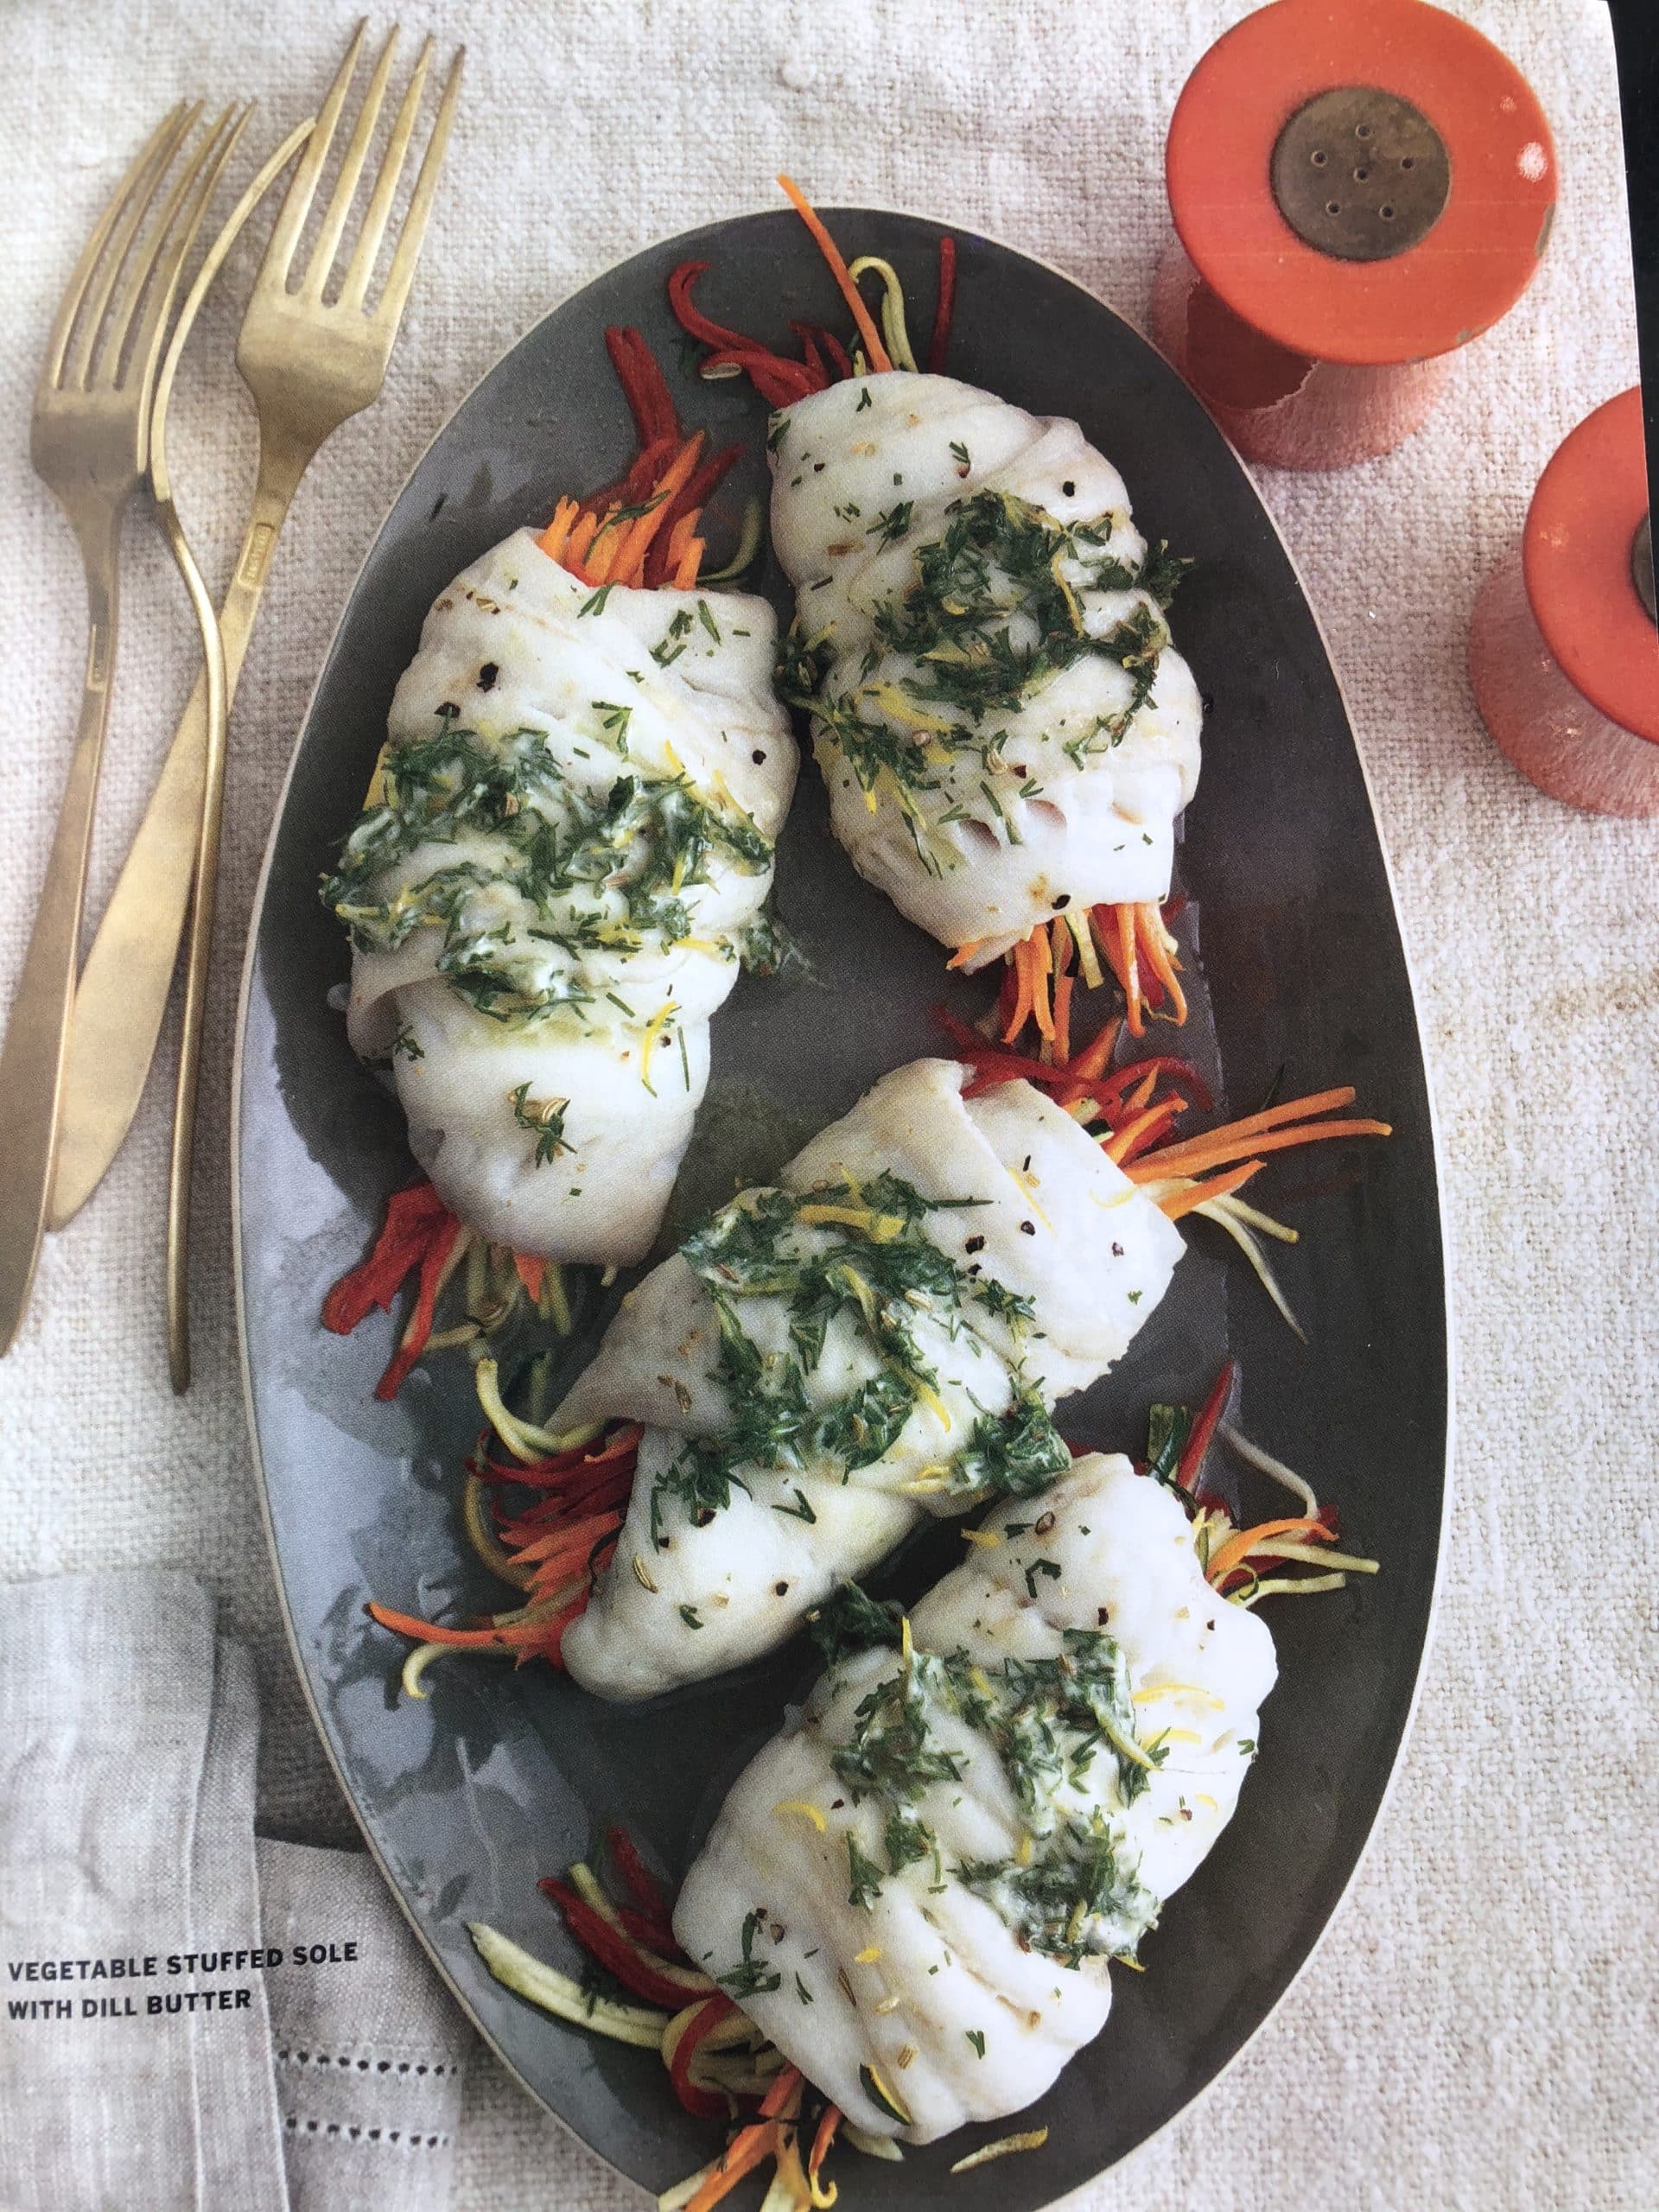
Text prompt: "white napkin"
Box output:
[[0, 1570, 471, 2212]]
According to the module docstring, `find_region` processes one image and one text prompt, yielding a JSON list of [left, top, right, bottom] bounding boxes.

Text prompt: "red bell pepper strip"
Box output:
[[929, 234, 958, 373], [1177, 1359, 1235, 1495], [321, 1179, 454, 1335]]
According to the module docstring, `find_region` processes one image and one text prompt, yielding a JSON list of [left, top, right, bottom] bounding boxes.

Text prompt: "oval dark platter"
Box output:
[[235, 208, 1446, 2209]]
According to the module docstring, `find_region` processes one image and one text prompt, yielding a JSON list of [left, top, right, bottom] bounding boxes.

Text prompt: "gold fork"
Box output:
[[48, 22, 465, 1262], [0, 102, 247, 1357]]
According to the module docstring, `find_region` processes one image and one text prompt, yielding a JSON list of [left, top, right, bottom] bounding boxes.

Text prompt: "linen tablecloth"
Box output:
[[2, 3, 1654, 2206]]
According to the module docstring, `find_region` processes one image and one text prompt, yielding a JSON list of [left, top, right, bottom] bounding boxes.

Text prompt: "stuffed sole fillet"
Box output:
[[327, 529, 795, 1265], [557, 1058, 1183, 1700], [772, 372, 1200, 967], [673, 1452, 1276, 2143]]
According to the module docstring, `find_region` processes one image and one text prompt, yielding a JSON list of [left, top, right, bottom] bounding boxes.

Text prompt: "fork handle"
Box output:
[[47, 439, 311, 1230], [0, 507, 123, 1352]]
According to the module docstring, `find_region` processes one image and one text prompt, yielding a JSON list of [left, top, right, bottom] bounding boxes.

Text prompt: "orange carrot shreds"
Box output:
[[580, 506, 629, 584], [1069, 1014, 1123, 1087], [1205, 1514, 1333, 1589], [929, 232, 958, 373], [1158, 1159, 1263, 1222], [1126, 1063, 1160, 1115], [1028, 925, 1055, 1043], [1130, 1116, 1393, 1184], [809, 2106, 842, 2194], [608, 431, 705, 584], [1002, 938, 1037, 1046], [563, 507, 601, 574], [366, 1424, 641, 1676], [685, 2122, 783, 2212], [672, 537, 705, 589], [512, 1251, 547, 1304], [1103, 1096, 1187, 1166], [946, 936, 992, 971], [1137, 901, 1188, 1023], [664, 508, 700, 572], [1144, 1084, 1357, 1158], [537, 495, 582, 564], [778, 175, 894, 372], [1113, 901, 1142, 1035]]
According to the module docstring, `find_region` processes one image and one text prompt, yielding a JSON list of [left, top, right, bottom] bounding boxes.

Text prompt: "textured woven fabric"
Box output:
[[258, 1840, 471, 2211], [0, 3, 1655, 2208]]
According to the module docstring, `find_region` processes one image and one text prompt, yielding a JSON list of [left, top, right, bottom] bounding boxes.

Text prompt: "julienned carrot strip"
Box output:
[[1115, 902, 1142, 1035], [809, 2106, 842, 2188], [686, 2121, 782, 2212], [1103, 1097, 1185, 1166], [946, 938, 990, 970], [929, 233, 958, 372], [612, 433, 705, 583], [778, 175, 893, 372], [1029, 926, 1054, 1042], [537, 497, 581, 566], [1178, 1358, 1235, 1494], [1158, 1159, 1262, 1221], [1069, 1015, 1122, 1086], [582, 507, 626, 584], [759, 2065, 804, 2120], [365, 1601, 530, 1650], [1138, 902, 1187, 1022], [1206, 1515, 1332, 1587], [564, 510, 600, 572], [512, 1252, 546, 1304], [1148, 1086, 1357, 1156], [672, 537, 704, 589], [1002, 938, 1035, 1044], [1131, 1118, 1392, 1182]]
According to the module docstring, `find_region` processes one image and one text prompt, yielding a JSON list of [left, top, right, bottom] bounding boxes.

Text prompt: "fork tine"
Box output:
[[108, 104, 255, 396], [304, 24, 399, 296], [96, 105, 238, 392], [258, 17, 369, 286], [41, 102, 190, 391], [338, 33, 430, 311], [64, 101, 200, 391], [374, 44, 463, 335]]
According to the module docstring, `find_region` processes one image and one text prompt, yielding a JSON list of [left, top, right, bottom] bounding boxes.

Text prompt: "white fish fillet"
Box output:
[[771, 373, 1200, 964], [334, 528, 796, 1264], [674, 1453, 1276, 2143], [559, 1058, 1183, 1700]]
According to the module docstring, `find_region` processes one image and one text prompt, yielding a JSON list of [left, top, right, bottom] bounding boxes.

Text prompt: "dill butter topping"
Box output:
[[769, 374, 1202, 963], [646, 1169, 1071, 1542], [555, 1058, 1185, 1703], [671, 1453, 1278, 2145], [332, 530, 795, 1266]]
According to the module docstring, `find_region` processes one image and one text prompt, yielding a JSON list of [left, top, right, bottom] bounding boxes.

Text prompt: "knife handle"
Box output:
[[0, 511, 121, 1351], [47, 452, 303, 1230]]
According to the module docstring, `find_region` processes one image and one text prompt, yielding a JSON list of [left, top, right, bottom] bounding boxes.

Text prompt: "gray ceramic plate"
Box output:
[[236, 209, 1446, 2209]]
